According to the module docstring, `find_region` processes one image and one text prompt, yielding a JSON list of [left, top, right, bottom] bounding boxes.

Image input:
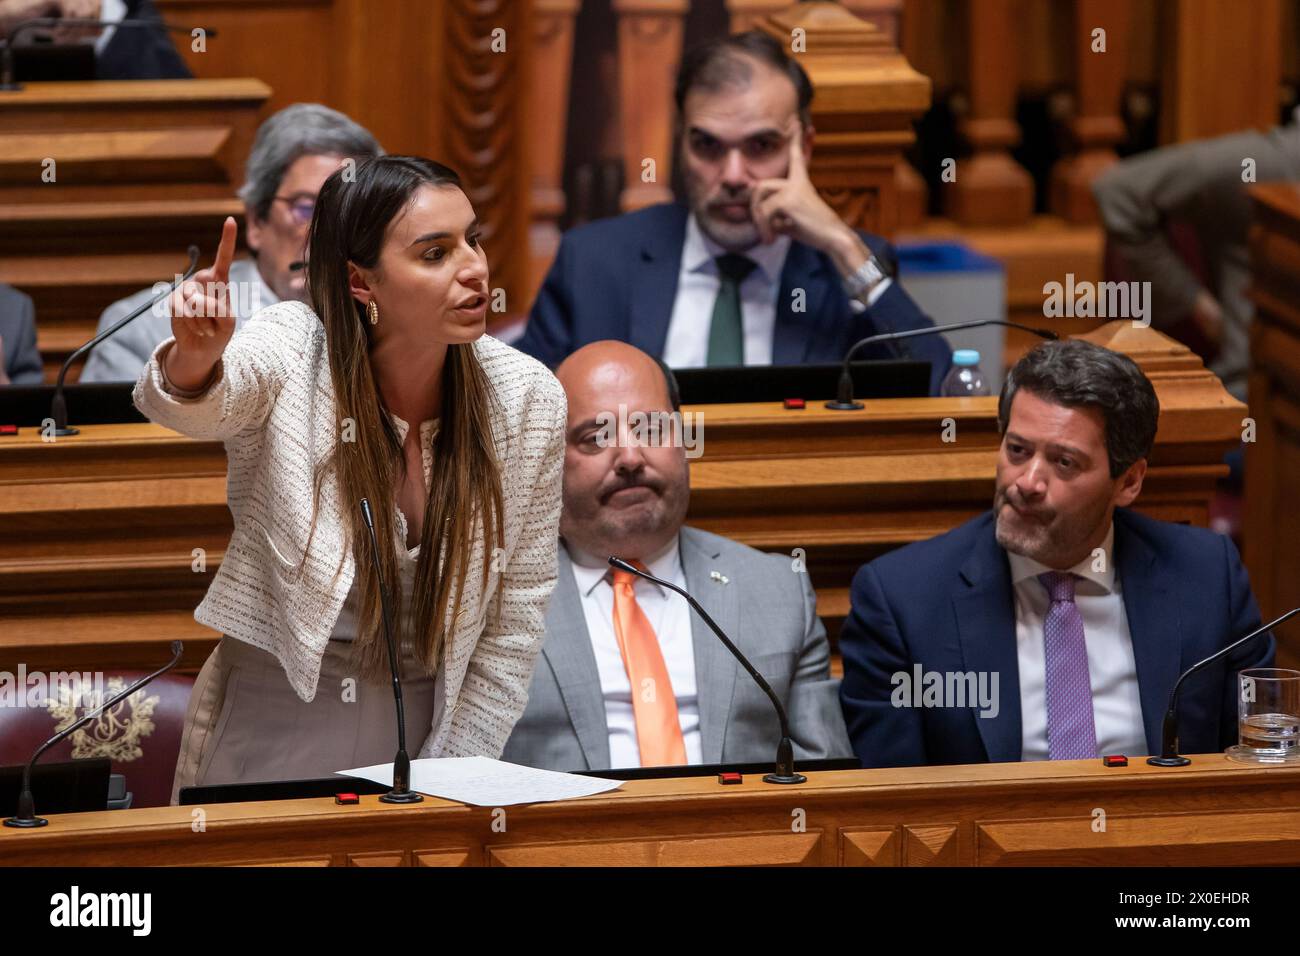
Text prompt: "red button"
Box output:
[[335, 792, 360, 804], [783, 398, 806, 410], [1102, 755, 1128, 767], [718, 772, 743, 785]]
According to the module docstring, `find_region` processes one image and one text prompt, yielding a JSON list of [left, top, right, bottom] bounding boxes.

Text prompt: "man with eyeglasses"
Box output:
[[517, 30, 951, 394], [80, 103, 383, 382]]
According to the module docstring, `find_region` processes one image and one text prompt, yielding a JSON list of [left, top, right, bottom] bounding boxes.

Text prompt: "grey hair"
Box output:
[[997, 339, 1160, 478], [238, 103, 384, 221]]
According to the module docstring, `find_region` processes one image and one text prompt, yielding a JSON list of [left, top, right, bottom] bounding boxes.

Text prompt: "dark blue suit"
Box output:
[[0, 283, 43, 385], [97, 0, 192, 81], [517, 202, 953, 395], [838, 507, 1275, 767]]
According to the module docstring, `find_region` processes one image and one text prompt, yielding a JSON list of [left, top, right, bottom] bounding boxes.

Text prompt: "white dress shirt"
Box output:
[[661, 212, 893, 368], [1006, 523, 1148, 759], [566, 538, 702, 768]]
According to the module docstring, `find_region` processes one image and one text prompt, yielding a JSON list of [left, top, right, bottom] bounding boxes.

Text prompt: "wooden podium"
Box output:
[[1, 756, 1297, 866], [0, 321, 1248, 675], [0, 79, 270, 381]]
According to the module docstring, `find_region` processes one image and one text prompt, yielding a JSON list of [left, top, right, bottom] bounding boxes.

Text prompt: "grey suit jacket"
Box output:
[[1091, 122, 1300, 402], [0, 284, 43, 385], [502, 526, 852, 771]]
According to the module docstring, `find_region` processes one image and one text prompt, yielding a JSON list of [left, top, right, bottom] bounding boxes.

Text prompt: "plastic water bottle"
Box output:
[[940, 349, 989, 397]]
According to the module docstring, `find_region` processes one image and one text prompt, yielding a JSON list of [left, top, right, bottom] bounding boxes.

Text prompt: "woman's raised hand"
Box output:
[[164, 217, 239, 390]]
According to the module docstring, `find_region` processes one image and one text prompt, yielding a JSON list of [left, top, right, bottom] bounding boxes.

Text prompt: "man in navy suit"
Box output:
[[0, 282, 43, 385], [516, 31, 952, 395], [97, 0, 193, 81], [839, 340, 1275, 767]]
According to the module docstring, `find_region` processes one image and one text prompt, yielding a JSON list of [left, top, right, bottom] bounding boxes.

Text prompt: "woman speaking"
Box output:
[[134, 156, 567, 803]]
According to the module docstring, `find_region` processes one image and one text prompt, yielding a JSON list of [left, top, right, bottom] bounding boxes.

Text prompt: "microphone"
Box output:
[[608, 556, 806, 784], [827, 318, 1060, 410], [4, 641, 183, 828], [1, 18, 218, 91], [1147, 607, 1299, 767], [50, 245, 200, 437], [358, 498, 423, 804]]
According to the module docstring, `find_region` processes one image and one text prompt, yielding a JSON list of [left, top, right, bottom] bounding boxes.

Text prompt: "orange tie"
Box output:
[[610, 565, 687, 766]]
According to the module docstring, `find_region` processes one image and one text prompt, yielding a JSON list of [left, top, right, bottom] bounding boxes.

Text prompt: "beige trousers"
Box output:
[[170, 635, 441, 805]]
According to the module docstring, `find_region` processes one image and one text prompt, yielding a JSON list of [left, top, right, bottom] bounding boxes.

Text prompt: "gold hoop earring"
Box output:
[[366, 300, 379, 325]]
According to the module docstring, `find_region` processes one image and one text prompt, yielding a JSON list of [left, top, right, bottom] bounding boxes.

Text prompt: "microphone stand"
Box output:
[[609, 556, 806, 784], [359, 498, 423, 803], [1147, 607, 1299, 767], [1, 18, 218, 91], [4, 641, 183, 828], [48, 246, 200, 437], [827, 319, 1060, 410]]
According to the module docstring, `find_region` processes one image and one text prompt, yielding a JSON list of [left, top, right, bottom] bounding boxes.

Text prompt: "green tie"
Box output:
[[706, 253, 757, 366]]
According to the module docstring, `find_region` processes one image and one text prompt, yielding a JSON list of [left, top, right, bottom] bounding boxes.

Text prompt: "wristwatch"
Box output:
[[841, 255, 888, 302]]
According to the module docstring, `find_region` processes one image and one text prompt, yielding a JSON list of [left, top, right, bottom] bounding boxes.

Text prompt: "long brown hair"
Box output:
[[305, 155, 504, 680]]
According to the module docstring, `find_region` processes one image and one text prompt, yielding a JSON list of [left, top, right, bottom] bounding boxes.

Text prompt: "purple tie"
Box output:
[[1039, 571, 1098, 760]]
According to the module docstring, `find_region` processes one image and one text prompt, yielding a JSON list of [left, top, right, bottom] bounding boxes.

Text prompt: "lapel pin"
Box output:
[[710, 570, 729, 585]]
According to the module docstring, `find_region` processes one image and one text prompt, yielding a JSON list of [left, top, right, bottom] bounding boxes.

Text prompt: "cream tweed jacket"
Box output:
[[133, 300, 567, 759]]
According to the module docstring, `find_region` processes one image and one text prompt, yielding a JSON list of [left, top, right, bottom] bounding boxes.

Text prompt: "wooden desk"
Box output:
[[1, 756, 1296, 866], [0, 79, 269, 380], [0, 322, 1246, 673]]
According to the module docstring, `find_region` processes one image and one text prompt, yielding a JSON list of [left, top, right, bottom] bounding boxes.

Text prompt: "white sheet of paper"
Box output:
[[336, 756, 623, 807]]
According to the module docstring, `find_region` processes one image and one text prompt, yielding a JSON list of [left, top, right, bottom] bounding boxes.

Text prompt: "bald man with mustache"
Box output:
[[502, 340, 852, 771]]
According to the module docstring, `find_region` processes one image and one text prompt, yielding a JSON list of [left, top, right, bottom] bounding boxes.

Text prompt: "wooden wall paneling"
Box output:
[[613, 0, 689, 213], [1049, 0, 1131, 224], [889, 0, 930, 233], [730, 0, 902, 42], [944, 0, 1034, 226], [726, 0, 795, 34], [899, 0, 960, 94], [1159, 0, 1284, 144], [1285, 0, 1300, 89], [439, 0, 532, 320], [1245, 184, 1300, 669], [1015, 0, 1072, 95], [157, 0, 335, 119], [526, 0, 581, 307], [1124, 0, 1159, 89], [327, 0, 446, 159]]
